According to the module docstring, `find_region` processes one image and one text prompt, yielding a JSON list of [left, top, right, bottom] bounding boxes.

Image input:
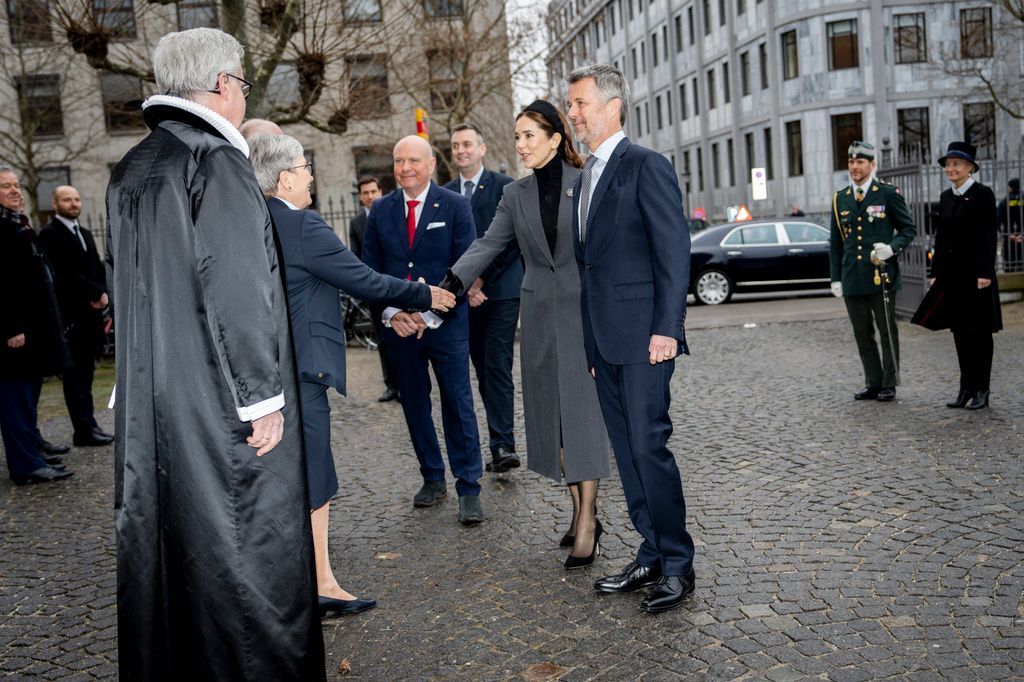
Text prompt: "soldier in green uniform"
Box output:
[[829, 141, 916, 402]]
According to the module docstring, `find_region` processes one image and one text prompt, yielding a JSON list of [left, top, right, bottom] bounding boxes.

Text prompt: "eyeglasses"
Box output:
[[287, 162, 313, 173], [206, 73, 253, 99]]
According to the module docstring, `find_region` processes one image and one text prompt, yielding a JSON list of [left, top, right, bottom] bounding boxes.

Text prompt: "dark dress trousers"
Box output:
[[444, 169, 520, 455], [269, 197, 431, 509], [921, 182, 1003, 392], [572, 137, 695, 577], [1, 210, 69, 480], [350, 209, 396, 391], [106, 102, 324, 681], [361, 183, 482, 497], [37, 217, 107, 437]]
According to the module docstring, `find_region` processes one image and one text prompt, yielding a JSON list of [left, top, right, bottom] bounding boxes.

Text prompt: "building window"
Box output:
[[347, 54, 390, 117], [706, 68, 716, 109], [7, 0, 52, 43], [177, 0, 217, 29], [265, 62, 300, 111], [785, 120, 803, 176], [739, 51, 750, 96], [963, 102, 996, 160], [763, 127, 773, 180], [36, 166, 69, 222], [712, 142, 721, 189], [718, 0, 725, 26], [737, 0, 745, 15], [679, 82, 687, 120], [427, 50, 458, 111], [831, 112, 863, 171], [727, 138, 735, 186], [744, 131, 755, 178], [722, 62, 730, 104], [344, 0, 381, 22], [662, 24, 668, 62], [675, 14, 683, 52], [960, 8, 992, 59], [423, 0, 462, 18], [353, 146, 396, 194], [101, 73, 145, 132], [682, 149, 691, 195], [631, 47, 638, 78], [640, 40, 646, 73], [758, 42, 768, 89], [702, 0, 711, 35], [780, 30, 798, 80], [656, 95, 663, 130], [688, 6, 695, 44], [644, 101, 650, 135], [894, 13, 926, 64], [93, 0, 135, 38], [635, 105, 642, 135], [827, 19, 858, 70], [16, 74, 62, 137], [696, 146, 704, 191], [651, 31, 658, 67], [897, 107, 930, 162]]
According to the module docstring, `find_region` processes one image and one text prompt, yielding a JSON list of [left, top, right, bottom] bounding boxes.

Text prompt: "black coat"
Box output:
[[106, 102, 324, 680], [0, 209, 70, 378], [920, 182, 1003, 333], [37, 217, 107, 353], [348, 210, 366, 260]]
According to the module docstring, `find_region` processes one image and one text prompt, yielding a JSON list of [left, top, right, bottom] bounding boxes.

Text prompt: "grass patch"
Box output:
[[38, 357, 115, 424]]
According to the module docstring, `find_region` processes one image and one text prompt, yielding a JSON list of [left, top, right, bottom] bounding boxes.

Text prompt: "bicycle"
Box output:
[[340, 292, 378, 350]]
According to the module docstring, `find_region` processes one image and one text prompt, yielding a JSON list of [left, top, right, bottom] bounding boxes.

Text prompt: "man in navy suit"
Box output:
[[443, 124, 521, 474], [37, 185, 114, 447], [568, 64, 696, 613], [362, 135, 485, 525]]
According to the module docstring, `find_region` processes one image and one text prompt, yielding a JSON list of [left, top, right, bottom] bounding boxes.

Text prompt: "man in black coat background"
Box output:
[[37, 185, 113, 447]]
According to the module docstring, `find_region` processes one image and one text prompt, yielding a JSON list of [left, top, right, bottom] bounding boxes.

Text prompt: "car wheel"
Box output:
[[694, 269, 733, 305]]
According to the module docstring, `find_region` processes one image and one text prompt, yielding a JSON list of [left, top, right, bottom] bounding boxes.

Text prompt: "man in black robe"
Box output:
[[105, 28, 324, 680]]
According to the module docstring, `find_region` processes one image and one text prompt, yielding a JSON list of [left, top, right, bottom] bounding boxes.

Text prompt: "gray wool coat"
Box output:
[[452, 162, 610, 483]]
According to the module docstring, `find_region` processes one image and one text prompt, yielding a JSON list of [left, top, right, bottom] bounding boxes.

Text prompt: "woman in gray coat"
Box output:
[[451, 100, 610, 570]]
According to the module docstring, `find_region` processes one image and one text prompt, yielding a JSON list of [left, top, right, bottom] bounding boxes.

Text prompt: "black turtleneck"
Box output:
[[535, 155, 562, 256]]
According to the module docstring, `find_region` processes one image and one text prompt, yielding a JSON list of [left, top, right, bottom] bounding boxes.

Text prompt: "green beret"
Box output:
[[848, 141, 875, 161]]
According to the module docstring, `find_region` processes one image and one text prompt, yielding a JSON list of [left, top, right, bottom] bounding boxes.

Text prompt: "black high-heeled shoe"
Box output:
[[564, 518, 603, 570], [946, 389, 970, 408], [559, 532, 575, 547], [966, 390, 990, 410]]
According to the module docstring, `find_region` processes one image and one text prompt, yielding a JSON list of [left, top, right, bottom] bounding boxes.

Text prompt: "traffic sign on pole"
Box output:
[[751, 167, 767, 201]]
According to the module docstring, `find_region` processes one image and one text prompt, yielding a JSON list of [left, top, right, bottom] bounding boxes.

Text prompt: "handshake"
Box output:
[[386, 270, 464, 338]]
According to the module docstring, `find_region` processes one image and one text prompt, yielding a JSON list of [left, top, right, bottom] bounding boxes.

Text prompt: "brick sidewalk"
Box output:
[[2, 306, 1022, 680]]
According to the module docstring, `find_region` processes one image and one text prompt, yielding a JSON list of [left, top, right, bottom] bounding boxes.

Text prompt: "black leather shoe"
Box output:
[[42, 455, 66, 469], [946, 389, 971, 408], [413, 480, 447, 507], [487, 447, 520, 473], [876, 387, 896, 402], [12, 466, 74, 485], [38, 439, 70, 455], [854, 387, 881, 400], [318, 596, 376, 618], [594, 561, 662, 593], [73, 429, 114, 446], [458, 495, 484, 525], [640, 569, 696, 614], [966, 390, 990, 410], [377, 387, 399, 402]]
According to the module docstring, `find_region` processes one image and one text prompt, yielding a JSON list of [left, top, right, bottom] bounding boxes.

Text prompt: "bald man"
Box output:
[[361, 135, 484, 524], [239, 118, 284, 140], [37, 185, 113, 446]]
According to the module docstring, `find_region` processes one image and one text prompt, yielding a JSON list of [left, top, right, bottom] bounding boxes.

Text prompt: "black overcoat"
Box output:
[[37, 217, 107, 354], [916, 182, 1003, 333], [105, 102, 325, 681]]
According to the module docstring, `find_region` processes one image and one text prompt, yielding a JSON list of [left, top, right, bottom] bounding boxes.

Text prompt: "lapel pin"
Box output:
[[433, 203, 440, 208], [871, 185, 878, 192], [478, 185, 485, 190], [566, 187, 573, 197], [845, 190, 851, 196]]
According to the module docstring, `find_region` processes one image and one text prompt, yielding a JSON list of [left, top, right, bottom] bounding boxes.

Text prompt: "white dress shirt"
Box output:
[[951, 176, 975, 196], [458, 166, 484, 197], [54, 214, 87, 250], [578, 129, 627, 235]]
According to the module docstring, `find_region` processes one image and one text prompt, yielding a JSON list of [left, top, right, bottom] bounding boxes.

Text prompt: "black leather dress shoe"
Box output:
[[13, 465, 74, 485], [487, 447, 520, 473], [73, 429, 114, 446], [413, 480, 447, 507], [640, 569, 696, 614], [854, 387, 881, 400], [594, 561, 662, 593], [876, 387, 896, 402], [966, 390, 990, 410], [377, 387, 399, 402], [318, 596, 377, 618], [38, 439, 70, 455], [42, 455, 66, 469], [946, 389, 971, 408], [458, 495, 484, 525]]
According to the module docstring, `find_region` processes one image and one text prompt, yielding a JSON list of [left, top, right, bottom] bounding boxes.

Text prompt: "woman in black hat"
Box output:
[[913, 141, 1002, 409]]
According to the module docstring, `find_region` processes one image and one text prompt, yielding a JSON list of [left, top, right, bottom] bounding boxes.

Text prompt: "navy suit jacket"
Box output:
[[443, 168, 522, 300], [269, 197, 431, 394], [573, 137, 691, 366], [362, 182, 475, 342]]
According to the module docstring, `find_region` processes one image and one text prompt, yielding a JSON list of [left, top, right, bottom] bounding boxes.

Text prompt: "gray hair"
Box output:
[[249, 134, 305, 195], [0, 166, 17, 176], [152, 28, 244, 98], [568, 64, 630, 126]]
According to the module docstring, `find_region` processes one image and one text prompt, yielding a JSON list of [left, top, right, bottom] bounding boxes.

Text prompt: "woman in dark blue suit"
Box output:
[[249, 135, 455, 616]]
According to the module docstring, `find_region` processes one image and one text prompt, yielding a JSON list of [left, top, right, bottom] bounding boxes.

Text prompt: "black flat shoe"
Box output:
[[966, 390, 990, 410], [13, 466, 73, 485], [318, 596, 376, 618], [640, 568, 696, 614], [594, 561, 661, 593], [377, 387, 399, 403], [946, 389, 971, 408], [38, 439, 70, 455], [564, 519, 603, 570]]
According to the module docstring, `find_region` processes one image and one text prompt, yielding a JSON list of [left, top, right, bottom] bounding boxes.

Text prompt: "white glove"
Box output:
[[831, 281, 843, 298], [872, 242, 894, 261]]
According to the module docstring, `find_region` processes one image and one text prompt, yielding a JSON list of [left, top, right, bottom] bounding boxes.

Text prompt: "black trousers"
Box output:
[[63, 323, 100, 436], [370, 305, 395, 391], [468, 298, 519, 455], [844, 292, 899, 388], [952, 328, 994, 392]]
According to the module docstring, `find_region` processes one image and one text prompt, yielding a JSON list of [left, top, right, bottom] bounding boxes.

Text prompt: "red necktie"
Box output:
[[406, 200, 420, 248]]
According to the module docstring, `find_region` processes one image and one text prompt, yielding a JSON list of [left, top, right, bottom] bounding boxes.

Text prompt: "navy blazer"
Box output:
[[443, 168, 522, 300], [362, 182, 475, 342], [573, 137, 691, 366], [269, 197, 431, 394]]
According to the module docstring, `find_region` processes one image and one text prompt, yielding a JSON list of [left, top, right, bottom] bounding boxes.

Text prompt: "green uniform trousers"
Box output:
[[844, 292, 899, 388]]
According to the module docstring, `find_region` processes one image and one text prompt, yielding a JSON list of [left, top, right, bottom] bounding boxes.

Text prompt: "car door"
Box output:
[[720, 223, 788, 287], [781, 222, 831, 283]]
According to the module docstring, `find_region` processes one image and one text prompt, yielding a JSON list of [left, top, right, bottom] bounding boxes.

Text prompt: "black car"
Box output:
[[689, 219, 831, 305]]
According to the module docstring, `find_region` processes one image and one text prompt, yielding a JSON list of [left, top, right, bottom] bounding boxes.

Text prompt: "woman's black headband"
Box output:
[[523, 99, 566, 141]]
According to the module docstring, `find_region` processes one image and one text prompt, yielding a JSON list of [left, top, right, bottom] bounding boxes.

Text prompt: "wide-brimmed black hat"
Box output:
[[937, 141, 979, 173]]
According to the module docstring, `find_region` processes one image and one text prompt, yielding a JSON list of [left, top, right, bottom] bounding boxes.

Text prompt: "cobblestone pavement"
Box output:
[[2, 300, 1022, 681]]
